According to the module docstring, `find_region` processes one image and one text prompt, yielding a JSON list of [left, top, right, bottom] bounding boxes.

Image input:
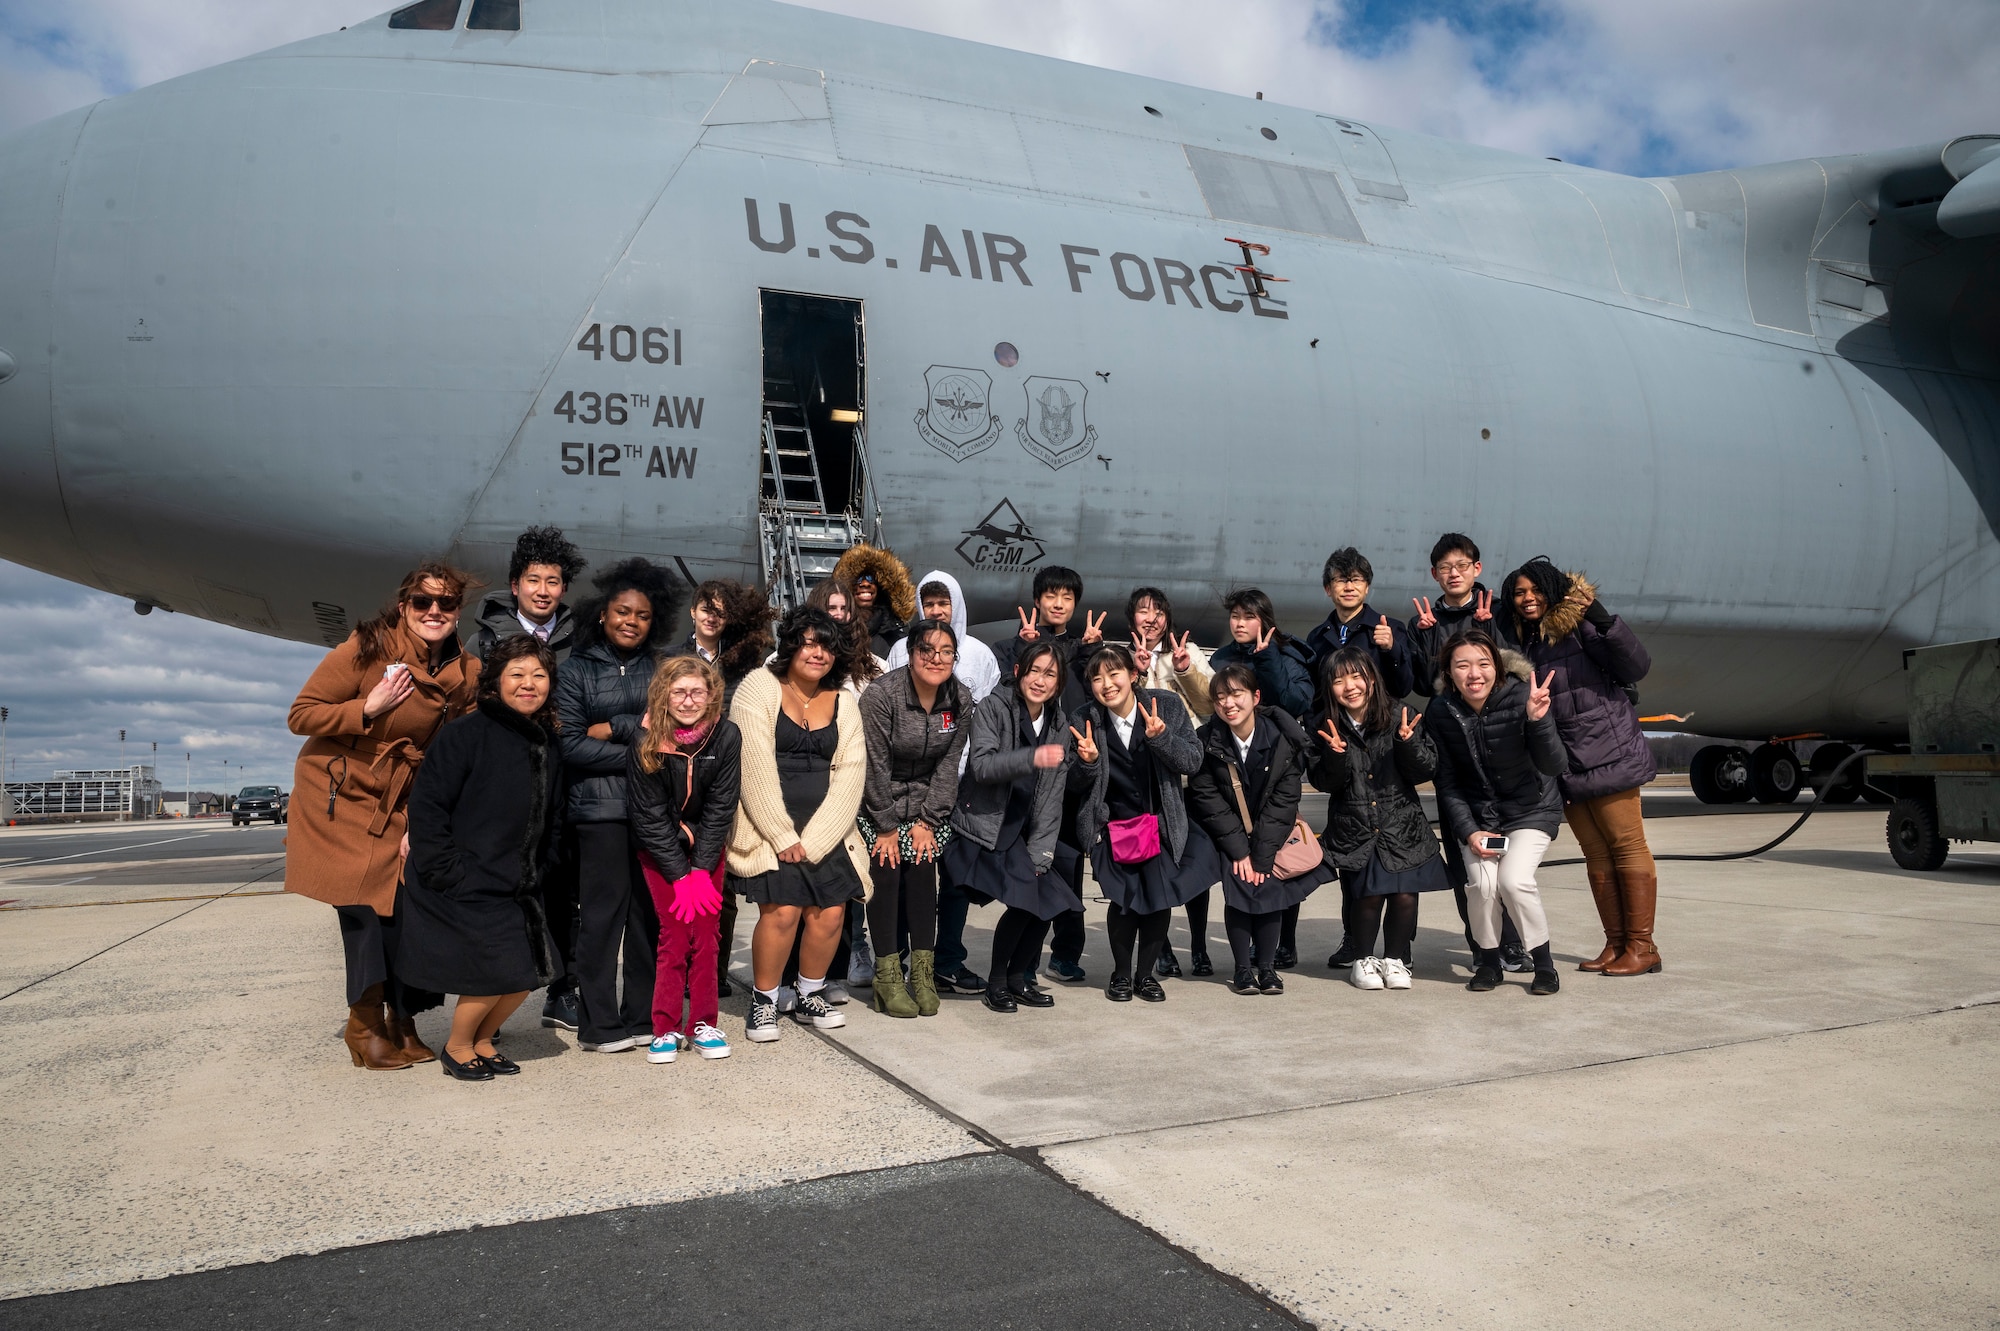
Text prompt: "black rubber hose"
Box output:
[[1543, 749, 1875, 867]]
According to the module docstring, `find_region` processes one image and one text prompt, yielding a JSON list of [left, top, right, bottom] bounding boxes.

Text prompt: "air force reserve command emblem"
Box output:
[[956, 498, 1046, 571], [1015, 376, 1099, 470], [916, 365, 1002, 461]]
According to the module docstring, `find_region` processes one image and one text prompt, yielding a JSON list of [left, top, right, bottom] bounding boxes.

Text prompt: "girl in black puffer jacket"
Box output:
[[554, 558, 683, 1051], [1424, 629, 1568, 995]]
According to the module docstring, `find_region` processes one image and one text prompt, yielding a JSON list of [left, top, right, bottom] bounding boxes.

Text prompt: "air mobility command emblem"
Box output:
[[1015, 376, 1098, 470], [916, 366, 1002, 461]]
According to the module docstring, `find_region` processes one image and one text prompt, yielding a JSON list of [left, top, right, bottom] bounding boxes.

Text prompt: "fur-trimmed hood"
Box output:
[[1433, 645, 1536, 697], [1536, 571, 1597, 643], [832, 544, 916, 622]]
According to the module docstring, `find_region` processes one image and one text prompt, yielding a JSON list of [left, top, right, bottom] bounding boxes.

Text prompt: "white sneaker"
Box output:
[[1349, 956, 1385, 991], [1379, 957, 1413, 990], [579, 1035, 638, 1053], [775, 985, 799, 1013], [691, 1021, 731, 1059], [646, 1033, 682, 1063], [822, 979, 850, 1006]]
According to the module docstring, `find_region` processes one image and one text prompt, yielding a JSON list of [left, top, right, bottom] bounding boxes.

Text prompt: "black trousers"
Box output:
[[989, 907, 1051, 988], [574, 821, 658, 1044], [1105, 903, 1170, 982], [868, 861, 938, 953], [335, 902, 441, 1015], [1223, 904, 1283, 972], [540, 824, 581, 997]]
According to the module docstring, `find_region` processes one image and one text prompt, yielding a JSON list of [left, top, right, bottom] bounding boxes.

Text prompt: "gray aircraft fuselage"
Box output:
[[1, 0, 1996, 741]]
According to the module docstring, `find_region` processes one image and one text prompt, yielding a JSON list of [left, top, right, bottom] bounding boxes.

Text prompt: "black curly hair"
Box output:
[[574, 557, 684, 657], [507, 525, 587, 585], [767, 605, 851, 692]]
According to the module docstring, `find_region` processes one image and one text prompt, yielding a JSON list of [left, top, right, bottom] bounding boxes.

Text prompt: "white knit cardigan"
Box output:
[[726, 666, 873, 885]]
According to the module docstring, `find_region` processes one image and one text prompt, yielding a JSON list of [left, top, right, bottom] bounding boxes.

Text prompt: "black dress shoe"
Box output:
[[1189, 950, 1214, 977], [1134, 975, 1167, 1003], [1230, 967, 1257, 994], [1529, 969, 1561, 996], [1273, 944, 1298, 971], [1256, 968, 1284, 994], [982, 987, 1018, 1013], [1155, 945, 1182, 978], [1467, 964, 1503, 992], [479, 1050, 521, 1075], [439, 1048, 494, 1082], [1008, 977, 1056, 1008], [1106, 976, 1134, 1002]]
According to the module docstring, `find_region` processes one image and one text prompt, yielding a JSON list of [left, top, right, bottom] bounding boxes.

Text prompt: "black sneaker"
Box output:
[[540, 991, 580, 1032], [1530, 969, 1561, 996], [1155, 945, 1182, 978], [1273, 944, 1298, 971], [1189, 949, 1214, 977], [745, 997, 781, 1043], [1134, 975, 1167, 1003], [1327, 940, 1368, 970], [1256, 968, 1284, 995], [1230, 967, 1258, 994], [1106, 976, 1134, 1002], [791, 990, 847, 1029], [1045, 958, 1088, 984], [936, 965, 987, 994], [1499, 943, 1534, 973]]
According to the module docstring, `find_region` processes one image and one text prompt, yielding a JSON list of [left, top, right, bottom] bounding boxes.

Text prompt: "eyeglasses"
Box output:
[[1433, 561, 1477, 575], [1331, 576, 1370, 588], [667, 687, 709, 703], [916, 645, 957, 662], [408, 594, 461, 612]]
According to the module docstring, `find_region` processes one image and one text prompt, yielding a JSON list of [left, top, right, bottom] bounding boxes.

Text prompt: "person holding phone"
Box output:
[[1424, 631, 1569, 995], [287, 562, 480, 1070]]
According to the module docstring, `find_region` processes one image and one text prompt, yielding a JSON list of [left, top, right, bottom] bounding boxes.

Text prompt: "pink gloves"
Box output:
[[639, 850, 724, 922]]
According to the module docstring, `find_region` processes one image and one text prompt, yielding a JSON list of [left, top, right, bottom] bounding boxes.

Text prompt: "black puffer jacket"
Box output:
[[1186, 708, 1321, 874], [1425, 650, 1567, 863], [626, 719, 742, 881], [554, 640, 659, 823], [1407, 585, 1492, 698], [1306, 707, 1443, 873]]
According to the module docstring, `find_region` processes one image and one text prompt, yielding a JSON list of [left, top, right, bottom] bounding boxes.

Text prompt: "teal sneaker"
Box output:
[[690, 1021, 731, 1060], [646, 1032, 682, 1064]]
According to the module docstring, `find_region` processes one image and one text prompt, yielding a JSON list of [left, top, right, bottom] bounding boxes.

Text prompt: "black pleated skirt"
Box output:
[[1219, 853, 1336, 914], [1089, 820, 1224, 915]]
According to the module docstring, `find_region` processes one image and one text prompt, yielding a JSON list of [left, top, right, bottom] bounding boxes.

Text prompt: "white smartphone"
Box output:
[[1480, 834, 1510, 853], [385, 663, 410, 681]]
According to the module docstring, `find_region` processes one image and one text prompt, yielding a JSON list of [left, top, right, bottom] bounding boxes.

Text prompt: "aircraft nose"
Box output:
[[0, 107, 91, 585]]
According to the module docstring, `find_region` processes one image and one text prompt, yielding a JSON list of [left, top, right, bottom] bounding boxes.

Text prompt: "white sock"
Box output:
[[797, 974, 827, 997], [754, 986, 779, 1005]]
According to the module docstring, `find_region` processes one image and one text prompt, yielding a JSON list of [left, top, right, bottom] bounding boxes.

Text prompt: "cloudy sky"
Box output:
[[1, 0, 1995, 788]]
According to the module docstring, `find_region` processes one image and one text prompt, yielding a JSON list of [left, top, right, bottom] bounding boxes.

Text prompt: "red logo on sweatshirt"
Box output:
[[938, 710, 956, 734]]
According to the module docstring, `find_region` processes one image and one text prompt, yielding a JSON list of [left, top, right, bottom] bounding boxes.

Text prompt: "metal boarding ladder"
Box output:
[[760, 375, 825, 513], [758, 373, 860, 609]]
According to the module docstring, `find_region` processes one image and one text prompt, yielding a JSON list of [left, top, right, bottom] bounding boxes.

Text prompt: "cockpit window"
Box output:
[[467, 0, 521, 30], [389, 0, 461, 30]]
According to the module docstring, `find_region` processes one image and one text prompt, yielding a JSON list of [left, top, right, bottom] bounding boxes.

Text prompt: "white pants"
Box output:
[[1459, 829, 1553, 951]]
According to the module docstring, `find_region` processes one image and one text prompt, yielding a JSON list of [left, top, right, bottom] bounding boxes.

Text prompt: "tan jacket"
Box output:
[[1130, 637, 1215, 721], [285, 625, 479, 914], [726, 667, 872, 885]]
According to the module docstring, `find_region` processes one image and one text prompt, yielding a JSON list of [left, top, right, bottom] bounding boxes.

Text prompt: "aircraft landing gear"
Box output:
[[1749, 743, 1803, 804], [1690, 744, 1752, 804]]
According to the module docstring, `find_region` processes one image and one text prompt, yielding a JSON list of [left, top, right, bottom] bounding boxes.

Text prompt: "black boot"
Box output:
[[1467, 948, 1503, 992], [1529, 942, 1560, 995]]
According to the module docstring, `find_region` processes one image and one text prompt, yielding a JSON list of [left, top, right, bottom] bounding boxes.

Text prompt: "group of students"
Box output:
[[285, 525, 1665, 1083]]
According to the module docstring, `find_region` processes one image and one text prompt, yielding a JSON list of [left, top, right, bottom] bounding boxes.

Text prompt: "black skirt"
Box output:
[[1090, 820, 1224, 915], [945, 831, 1082, 922], [731, 853, 863, 909], [1219, 853, 1336, 914], [1342, 848, 1452, 897], [395, 877, 546, 997], [736, 711, 866, 908]]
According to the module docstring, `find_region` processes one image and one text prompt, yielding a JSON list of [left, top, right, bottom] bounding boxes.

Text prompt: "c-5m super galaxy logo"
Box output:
[[916, 365, 1003, 461], [1015, 376, 1099, 470], [956, 498, 1046, 571]]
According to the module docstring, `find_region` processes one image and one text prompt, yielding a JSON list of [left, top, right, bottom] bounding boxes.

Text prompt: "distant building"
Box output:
[[3, 766, 163, 821], [161, 791, 226, 817]]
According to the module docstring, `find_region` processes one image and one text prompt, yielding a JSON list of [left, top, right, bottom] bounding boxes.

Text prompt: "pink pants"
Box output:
[[648, 863, 721, 1039]]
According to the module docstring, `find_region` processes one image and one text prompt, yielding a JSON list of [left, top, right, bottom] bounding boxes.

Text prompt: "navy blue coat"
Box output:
[[1305, 604, 1415, 700], [1209, 635, 1315, 719]]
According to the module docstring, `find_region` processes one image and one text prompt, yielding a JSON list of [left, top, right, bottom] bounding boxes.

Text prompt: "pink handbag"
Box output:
[[1107, 813, 1162, 864]]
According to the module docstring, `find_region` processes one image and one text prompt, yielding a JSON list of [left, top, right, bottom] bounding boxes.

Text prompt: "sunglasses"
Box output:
[[407, 594, 462, 612]]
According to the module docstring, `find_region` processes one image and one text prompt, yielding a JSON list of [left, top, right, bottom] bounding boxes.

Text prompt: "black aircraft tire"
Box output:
[[1689, 745, 1729, 804], [1811, 743, 1861, 804], [1887, 797, 1948, 871], [1751, 744, 1803, 804]]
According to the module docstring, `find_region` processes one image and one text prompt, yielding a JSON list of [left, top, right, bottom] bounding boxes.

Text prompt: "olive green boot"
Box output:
[[871, 955, 918, 1018], [909, 949, 941, 1017]]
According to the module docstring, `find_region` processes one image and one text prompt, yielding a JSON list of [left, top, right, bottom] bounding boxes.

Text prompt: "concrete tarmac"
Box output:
[[3, 795, 1996, 1328]]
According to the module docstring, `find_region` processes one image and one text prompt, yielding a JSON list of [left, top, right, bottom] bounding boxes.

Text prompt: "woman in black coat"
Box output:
[[1186, 664, 1336, 994], [1305, 649, 1449, 992], [554, 558, 683, 1053], [399, 636, 563, 1081], [1424, 630, 1567, 995]]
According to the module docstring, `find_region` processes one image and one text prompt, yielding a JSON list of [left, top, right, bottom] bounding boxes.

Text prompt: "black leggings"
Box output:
[[1353, 892, 1420, 963], [1223, 905, 1283, 972], [1181, 888, 1212, 957], [1105, 903, 1171, 982], [868, 861, 938, 953], [1280, 901, 1300, 952], [989, 907, 1051, 988]]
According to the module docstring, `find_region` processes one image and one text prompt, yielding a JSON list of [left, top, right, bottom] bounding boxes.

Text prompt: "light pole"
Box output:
[[185, 751, 192, 819], [119, 728, 127, 821]]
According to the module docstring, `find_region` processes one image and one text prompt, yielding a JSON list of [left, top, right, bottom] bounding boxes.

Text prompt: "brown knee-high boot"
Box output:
[[1579, 869, 1625, 972], [343, 983, 412, 1069], [1602, 871, 1662, 975]]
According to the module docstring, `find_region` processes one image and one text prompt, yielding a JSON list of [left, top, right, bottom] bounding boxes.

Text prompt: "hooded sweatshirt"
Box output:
[[883, 569, 1002, 701]]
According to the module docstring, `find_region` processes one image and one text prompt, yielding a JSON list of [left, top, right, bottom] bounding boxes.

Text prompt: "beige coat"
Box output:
[[726, 667, 872, 887], [285, 625, 479, 915], [1131, 637, 1215, 721]]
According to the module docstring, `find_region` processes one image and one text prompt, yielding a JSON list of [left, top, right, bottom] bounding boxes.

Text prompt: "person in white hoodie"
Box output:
[[884, 570, 1002, 991]]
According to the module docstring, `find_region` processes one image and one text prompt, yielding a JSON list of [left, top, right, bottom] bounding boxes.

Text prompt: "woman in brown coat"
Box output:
[[287, 562, 481, 1070]]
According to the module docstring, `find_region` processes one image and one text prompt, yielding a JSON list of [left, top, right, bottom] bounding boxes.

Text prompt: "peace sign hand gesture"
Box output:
[[1473, 589, 1494, 623], [1316, 717, 1347, 754], [1526, 669, 1553, 721], [1016, 607, 1040, 642], [1140, 696, 1167, 739], [1412, 596, 1436, 630], [1133, 644, 1154, 675], [1070, 720, 1099, 764], [1397, 706, 1421, 742], [1169, 631, 1194, 674], [1082, 610, 1107, 645], [1253, 625, 1275, 656]]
